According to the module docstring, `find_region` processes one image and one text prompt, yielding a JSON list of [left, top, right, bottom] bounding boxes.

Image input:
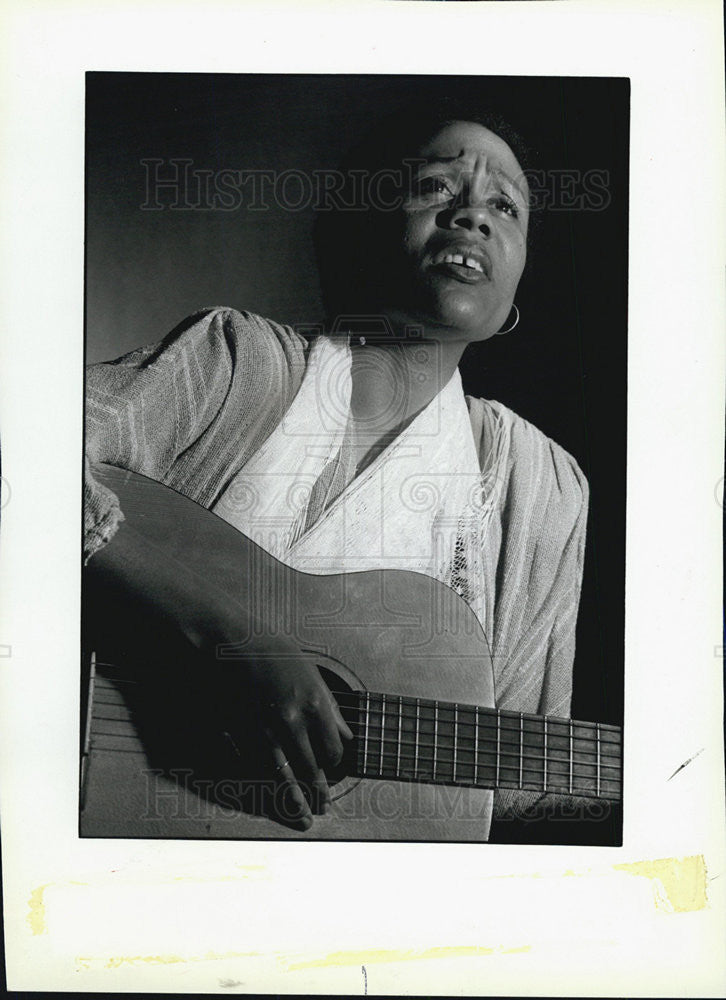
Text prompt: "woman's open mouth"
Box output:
[[431, 256, 489, 284], [429, 247, 491, 284]]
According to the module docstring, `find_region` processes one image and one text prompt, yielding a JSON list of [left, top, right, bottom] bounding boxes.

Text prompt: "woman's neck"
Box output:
[[346, 319, 468, 441]]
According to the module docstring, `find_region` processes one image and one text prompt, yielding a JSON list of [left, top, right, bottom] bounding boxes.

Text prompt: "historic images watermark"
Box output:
[[140, 159, 612, 214], [140, 769, 612, 825]]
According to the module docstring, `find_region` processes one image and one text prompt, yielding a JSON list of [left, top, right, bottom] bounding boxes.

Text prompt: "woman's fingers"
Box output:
[[329, 693, 354, 742], [288, 727, 332, 814], [311, 699, 347, 768], [268, 742, 313, 829], [254, 662, 353, 825], [266, 720, 331, 820], [274, 675, 348, 772]]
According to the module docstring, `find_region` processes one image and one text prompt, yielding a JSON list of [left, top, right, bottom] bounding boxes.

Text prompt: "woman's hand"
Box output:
[[216, 640, 353, 829], [85, 515, 353, 830]]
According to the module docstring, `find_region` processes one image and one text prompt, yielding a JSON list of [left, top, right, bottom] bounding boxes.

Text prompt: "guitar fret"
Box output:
[[348, 740, 620, 777], [396, 695, 402, 779], [495, 712, 501, 786], [363, 691, 370, 775], [343, 700, 621, 794], [596, 722, 601, 797], [474, 707, 479, 786], [518, 713, 524, 789], [543, 717, 548, 792], [568, 718, 573, 794]]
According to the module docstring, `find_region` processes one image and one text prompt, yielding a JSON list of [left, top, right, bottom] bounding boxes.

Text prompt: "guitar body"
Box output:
[[81, 466, 496, 841]]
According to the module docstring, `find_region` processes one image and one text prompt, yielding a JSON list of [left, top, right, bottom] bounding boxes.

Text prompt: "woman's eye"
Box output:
[[492, 195, 520, 218], [412, 176, 455, 199]]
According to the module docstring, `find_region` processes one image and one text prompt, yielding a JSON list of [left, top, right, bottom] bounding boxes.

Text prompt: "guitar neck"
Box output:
[[337, 691, 621, 802]]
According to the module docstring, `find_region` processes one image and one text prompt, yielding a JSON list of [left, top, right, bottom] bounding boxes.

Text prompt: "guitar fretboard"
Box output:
[[336, 691, 621, 801]]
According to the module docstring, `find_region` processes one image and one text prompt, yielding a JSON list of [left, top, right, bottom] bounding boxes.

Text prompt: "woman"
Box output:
[[84, 101, 588, 835]]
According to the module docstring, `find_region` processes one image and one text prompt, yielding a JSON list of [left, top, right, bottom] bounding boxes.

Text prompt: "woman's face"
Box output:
[[378, 120, 529, 342]]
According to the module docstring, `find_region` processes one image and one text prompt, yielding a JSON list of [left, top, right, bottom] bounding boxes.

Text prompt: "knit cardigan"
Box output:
[[84, 307, 589, 817]]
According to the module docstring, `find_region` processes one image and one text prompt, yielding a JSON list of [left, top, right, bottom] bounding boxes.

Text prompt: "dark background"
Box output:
[[85, 73, 628, 844]]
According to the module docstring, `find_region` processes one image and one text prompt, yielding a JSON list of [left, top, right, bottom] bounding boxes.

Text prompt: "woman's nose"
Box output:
[[449, 205, 491, 238]]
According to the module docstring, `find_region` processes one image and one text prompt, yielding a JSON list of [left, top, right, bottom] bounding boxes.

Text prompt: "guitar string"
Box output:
[[88, 730, 621, 793], [339, 710, 621, 751], [344, 736, 620, 768], [356, 762, 621, 795], [354, 736, 622, 789], [332, 691, 621, 738], [89, 729, 621, 790], [335, 685, 621, 732], [89, 711, 620, 791], [91, 684, 621, 750], [351, 736, 621, 773], [358, 758, 622, 788], [91, 689, 621, 754], [90, 664, 621, 738], [90, 723, 621, 781], [91, 700, 620, 757], [346, 717, 621, 757], [90, 673, 620, 757], [90, 708, 621, 763], [90, 675, 620, 786], [90, 722, 621, 778]]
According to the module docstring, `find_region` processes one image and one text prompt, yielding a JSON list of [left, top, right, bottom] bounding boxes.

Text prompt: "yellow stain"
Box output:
[[27, 884, 49, 935], [105, 954, 187, 968], [283, 943, 533, 970], [54, 854, 711, 978], [86, 949, 260, 970], [614, 855, 708, 913]]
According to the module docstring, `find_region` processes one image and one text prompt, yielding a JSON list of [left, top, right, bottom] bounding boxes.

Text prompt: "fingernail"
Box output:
[[313, 797, 327, 816]]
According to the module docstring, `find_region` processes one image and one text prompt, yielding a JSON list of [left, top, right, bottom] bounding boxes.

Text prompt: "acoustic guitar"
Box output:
[[80, 465, 621, 842]]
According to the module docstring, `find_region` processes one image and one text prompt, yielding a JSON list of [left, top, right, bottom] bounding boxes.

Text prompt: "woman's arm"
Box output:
[[83, 310, 339, 826], [84, 307, 308, 562], [84, 308, 237, 561], [85, 505, 352, 829]]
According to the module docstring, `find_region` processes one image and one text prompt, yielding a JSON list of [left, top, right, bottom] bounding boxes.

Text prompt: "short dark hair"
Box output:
[[314, 96, 539, 323]]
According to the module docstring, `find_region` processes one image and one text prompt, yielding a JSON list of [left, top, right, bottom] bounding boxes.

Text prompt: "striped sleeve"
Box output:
[[487, 409, 589, 818], [84, 308, 239, 561], [83, 307, 308, 563]]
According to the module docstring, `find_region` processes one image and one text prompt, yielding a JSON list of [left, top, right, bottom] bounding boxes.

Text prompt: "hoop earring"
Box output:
[[497, 304, 520, 335]]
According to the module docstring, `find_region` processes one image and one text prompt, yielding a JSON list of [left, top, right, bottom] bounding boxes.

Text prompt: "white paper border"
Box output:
[[1, 0, 724, 994]]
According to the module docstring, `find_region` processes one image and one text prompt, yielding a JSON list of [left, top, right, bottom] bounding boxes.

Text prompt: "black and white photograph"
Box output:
[[80, 73, 627, 846]]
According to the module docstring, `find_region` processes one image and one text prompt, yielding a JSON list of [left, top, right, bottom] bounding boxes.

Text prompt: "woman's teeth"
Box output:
[[441, 253, 484, 273]]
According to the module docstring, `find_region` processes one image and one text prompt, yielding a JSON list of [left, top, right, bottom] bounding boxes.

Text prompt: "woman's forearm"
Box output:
[[83, 518, 253, 658]]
